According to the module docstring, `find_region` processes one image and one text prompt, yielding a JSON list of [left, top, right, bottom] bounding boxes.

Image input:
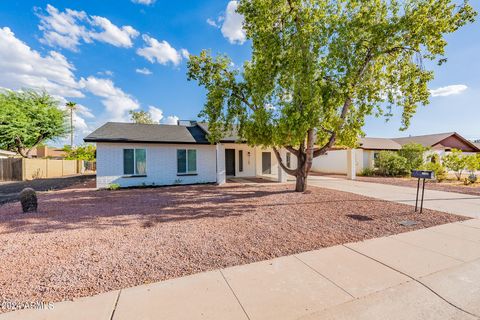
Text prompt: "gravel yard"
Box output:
[[0, 183, 467, 309]]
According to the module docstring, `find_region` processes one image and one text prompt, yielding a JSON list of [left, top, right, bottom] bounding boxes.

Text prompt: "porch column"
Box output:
[[277, 149, 287, 183], [347, 148, 356, 180], [216, 144, 226, 185]]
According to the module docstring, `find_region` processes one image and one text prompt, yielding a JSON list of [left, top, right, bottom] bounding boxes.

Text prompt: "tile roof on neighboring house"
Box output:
[[358, 132, 480, 152], [84, 122, 211, 144], [358, 137, 402, 150]]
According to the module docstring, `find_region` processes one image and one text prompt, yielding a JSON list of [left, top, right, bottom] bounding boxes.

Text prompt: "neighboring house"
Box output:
[[30, 146, 67, 159], [312, 132, 480, 175], [84, 121, 297, 188], [0, 149, 16, 159]]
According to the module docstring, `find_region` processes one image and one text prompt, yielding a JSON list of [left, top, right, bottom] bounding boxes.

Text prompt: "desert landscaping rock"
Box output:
[[0, 183, 466, 311]]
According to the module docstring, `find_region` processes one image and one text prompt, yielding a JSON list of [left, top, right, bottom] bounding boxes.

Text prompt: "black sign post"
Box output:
[[411, 170, 435, 213]]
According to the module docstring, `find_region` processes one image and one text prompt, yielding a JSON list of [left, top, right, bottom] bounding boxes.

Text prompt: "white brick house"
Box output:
[[84, 121, 296, 188]]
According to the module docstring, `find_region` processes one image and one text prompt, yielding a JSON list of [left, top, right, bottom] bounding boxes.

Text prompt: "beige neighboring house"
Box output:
[[0, 149, 16, 159], [312, 132, 480, 176]]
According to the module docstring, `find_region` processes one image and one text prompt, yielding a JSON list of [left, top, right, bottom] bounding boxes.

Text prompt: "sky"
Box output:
[[0, 0, 479, 146]]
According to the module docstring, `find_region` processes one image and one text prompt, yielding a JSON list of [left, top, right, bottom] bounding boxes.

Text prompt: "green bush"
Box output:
[[376, 151, 408, 176], [106, 183, 121, 190], [422, 162, 447, 182], [360, 167, 376, 176], [443, 149, 467, 180], [398, 143, 426, 171]]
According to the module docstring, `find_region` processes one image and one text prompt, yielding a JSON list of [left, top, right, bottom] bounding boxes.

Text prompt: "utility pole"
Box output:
[[66, 102, 77, 147]]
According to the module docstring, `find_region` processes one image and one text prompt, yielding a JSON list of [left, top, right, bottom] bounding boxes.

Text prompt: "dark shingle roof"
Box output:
[[84, 122, 211, 144], [391, 132, 455, 147]]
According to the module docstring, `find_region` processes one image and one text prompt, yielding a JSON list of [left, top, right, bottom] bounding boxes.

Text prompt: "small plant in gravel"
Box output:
[[464, 173, 477, 185], [360, 168, 376, 176], [19, 188, 37, 213], [106, 183, 121, 190]]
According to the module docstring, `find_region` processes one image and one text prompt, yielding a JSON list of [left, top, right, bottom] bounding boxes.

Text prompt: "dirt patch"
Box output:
[[0, 183, 466, 309], [0, 175, 96, 204]]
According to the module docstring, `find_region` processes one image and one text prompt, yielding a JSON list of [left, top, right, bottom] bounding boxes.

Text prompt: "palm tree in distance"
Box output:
[[65, 101, 77, 147]]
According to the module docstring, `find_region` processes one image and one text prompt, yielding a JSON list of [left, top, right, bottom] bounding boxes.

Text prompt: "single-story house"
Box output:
[[0, 149, 16, 159], [312, 132, 480, 175], [84, 121, 297, 188]]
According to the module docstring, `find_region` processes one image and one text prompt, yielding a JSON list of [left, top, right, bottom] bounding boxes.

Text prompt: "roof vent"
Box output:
[[177, 120, 197, 126]]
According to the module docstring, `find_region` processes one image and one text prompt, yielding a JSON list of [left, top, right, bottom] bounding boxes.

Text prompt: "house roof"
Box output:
[[358, 137, 402, 150], [358, 132, 480, 152], [391, 132, 455, 147], [84, 122, 211, 144], [197, 122, 242, 142]]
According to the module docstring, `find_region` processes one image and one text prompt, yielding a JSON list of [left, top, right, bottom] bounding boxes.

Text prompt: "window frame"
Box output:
[[123, 148, 147, 177], [177, 148, 198, 175], [286, 152, 291, 168], [239, 150, 243, 172]]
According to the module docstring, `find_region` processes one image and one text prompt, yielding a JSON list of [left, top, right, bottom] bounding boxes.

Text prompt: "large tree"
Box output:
[[187, 0, 476, 191], [0, 89, 68, 158]]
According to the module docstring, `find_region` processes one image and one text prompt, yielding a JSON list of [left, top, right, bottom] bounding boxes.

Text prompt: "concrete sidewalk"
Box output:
[[307, 176, 480, 218], [2, 219, 480, 320]]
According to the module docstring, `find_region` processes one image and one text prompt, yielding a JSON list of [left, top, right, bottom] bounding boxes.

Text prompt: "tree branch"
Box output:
[[272, 147, 298, 176], [285, 146, 299, 156]]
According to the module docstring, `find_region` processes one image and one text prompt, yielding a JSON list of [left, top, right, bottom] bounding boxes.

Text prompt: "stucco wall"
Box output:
[[96, 143, 217, 188], [311, 149, 364, 174]]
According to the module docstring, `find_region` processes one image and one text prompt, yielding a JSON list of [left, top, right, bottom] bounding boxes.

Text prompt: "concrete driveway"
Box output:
[[307, 176, 480, 219], [2, 219, 480, 320]]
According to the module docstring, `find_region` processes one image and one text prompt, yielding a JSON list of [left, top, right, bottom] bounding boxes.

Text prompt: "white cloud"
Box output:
[[79, 76, 139, 122], [135, 67, 152, 75], [148, 106, 163, 122], [89, 16, 139, 48], [206, 18, 219, 28], [136, 35, 182, 66], [131, 0, 156, 5], [0, 27, 82, 97], [97, 70, 114, 76], [430, 85, 468, 97], [180, 49, 190, 60], [221, 1, 246, 44], [37, 5, 139, 51], [163, 115, 179, 125]]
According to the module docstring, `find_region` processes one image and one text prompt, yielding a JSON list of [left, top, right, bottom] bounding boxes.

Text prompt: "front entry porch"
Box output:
[[216, 143, 296, 184]]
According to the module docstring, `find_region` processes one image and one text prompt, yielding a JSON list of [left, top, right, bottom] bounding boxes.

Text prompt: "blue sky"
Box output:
[[0, 1, 479, 146]]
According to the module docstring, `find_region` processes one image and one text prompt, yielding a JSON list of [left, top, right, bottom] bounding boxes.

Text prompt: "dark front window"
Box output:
[[124, 149, 146, 175], [177, 149, 197, 174], [239, 150, 243, 172], [286, 152, 291, 168]]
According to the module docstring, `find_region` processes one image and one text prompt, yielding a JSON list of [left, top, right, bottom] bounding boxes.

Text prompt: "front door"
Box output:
[[225, 149, 236, 176], [262, 152, 271, 174]]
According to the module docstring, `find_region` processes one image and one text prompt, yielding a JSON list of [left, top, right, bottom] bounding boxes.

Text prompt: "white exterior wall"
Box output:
[[222, 143, 257, 177], [312, 149, 364, 174], [96, 143, 217, 188]]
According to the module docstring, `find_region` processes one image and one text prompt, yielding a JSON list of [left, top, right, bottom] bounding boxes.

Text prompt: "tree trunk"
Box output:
[[295, 172, 307, 192]]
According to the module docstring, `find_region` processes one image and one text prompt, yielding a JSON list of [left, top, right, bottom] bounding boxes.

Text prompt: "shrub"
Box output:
[[106, 183, 121, 190], [443, 149, 467, 180], [19, 188, 37, 213], [465, 154, 480, 172], [464, 173, 477, 185], [376, 151, 408, 176], [398, 143, 426, 171], [422, 162, 447, 182], [360, 167, 376, 176]]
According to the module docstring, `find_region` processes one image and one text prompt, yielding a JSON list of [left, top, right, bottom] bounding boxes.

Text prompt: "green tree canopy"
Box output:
[[443, 148, 467, 180], [187, 0, 476, 191], [63, 144, 96, 161], [129, 110, 155, 124], [0, 89, 68, 158]]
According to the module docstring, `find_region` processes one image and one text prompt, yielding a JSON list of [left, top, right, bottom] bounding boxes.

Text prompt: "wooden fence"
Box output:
[[0, 158, 23, 181], [0, 158, 90, 181]]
